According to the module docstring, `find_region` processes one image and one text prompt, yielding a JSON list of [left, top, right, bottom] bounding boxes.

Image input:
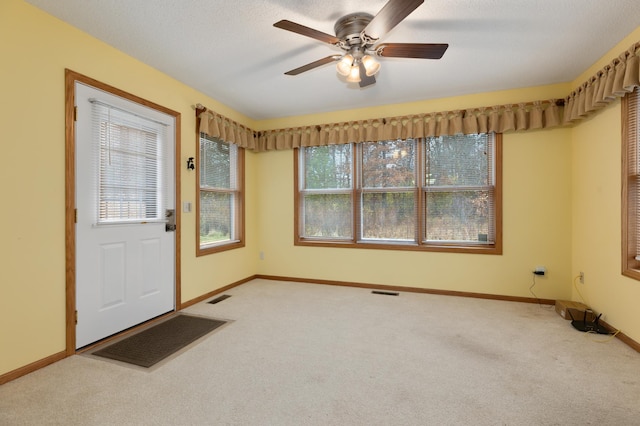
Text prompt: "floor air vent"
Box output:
[[208, 294, 232, 304], [371, 290, 399, 296]]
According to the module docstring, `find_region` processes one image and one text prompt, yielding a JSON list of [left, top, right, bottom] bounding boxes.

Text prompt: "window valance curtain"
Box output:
[[563, 42, 640, 123], [254, 100, 560, 151], [197, 40, 640, 152], [197, 101, 560, 152], [197, 106, 257, 150]]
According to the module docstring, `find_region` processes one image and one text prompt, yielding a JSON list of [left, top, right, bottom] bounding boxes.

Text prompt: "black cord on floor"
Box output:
[[529, 274, 553, 309]]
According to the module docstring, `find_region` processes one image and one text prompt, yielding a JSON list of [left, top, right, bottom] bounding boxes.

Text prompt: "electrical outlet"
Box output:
[[259, 251, 264, 260], [534, 266, 546, 276], [579, 271, 584, 284]]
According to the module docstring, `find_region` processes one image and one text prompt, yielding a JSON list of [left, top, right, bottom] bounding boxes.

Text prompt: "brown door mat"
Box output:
[[92, 315, 227, 368]]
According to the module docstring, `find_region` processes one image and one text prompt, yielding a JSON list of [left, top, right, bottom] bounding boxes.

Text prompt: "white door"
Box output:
[[74, 82, 175, 348]]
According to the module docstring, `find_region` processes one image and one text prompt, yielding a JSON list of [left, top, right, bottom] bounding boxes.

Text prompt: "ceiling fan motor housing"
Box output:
[[334, 13, 374, 48]]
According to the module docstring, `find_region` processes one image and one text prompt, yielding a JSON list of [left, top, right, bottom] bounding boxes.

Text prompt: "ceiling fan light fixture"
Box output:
[[336, 54, 354, 76], [346, 64, 361, 83], [275, 0, 447, 87], [362, 55, 381, 76]]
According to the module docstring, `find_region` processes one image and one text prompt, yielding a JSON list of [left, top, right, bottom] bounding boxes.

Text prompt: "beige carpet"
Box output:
[[1, 279, 640, 425]]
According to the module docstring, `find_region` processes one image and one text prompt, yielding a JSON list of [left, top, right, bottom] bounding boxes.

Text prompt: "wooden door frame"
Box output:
[[64, 69, 182, 354]]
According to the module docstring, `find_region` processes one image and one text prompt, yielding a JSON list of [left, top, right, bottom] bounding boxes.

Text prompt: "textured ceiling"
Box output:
[[25, 0, 640, 120]]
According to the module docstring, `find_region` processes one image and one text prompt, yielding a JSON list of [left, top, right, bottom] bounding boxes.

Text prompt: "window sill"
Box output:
[[295, 239, 502, 255], [197, 240, 245, 256], [622, 268, 640, 282]]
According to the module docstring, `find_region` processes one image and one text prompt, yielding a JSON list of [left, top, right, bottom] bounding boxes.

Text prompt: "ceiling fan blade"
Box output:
[[376, 43, 448, 59], [284, 55, 341, 76], [358, 62, 376, 88], [363, 0, 424, 40], [274, 20, 340, 45]]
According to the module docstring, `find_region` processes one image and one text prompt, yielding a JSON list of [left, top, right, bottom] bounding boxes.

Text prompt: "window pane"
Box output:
[[200, 135, 234, 189], [631, 92, 640, 260], [304, 145, 352, 189], [295, 134, 500, 253], [362, 140, 415, 188], [200, 191, 233, 245], [425, 135, 488, 186], [198, 132, 243, 253], [100, 190, 156, 221], [361, 192, 415, 241], [634, 174, 640, 261], [98, 122, 161, 222], [303, 194, 352, 238], [623, 89, 640, 275], [425, 191, 492, 243]]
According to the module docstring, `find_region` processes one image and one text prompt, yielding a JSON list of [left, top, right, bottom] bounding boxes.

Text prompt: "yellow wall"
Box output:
[[0, 0, 258, 375], [253, 74, 573, 299], [570, 103, 634, 331], [1, 0, 638, 378], [570, 26, 640, 343], [255, 130, 573, 298], [571, 27, 640, 342]]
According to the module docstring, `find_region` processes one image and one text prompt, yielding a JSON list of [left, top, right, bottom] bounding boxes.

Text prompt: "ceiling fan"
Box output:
[[273, 0, 448, 88]]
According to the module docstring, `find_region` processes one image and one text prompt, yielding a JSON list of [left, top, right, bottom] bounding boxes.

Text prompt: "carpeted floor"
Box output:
[[1, 279, 640, 425]]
